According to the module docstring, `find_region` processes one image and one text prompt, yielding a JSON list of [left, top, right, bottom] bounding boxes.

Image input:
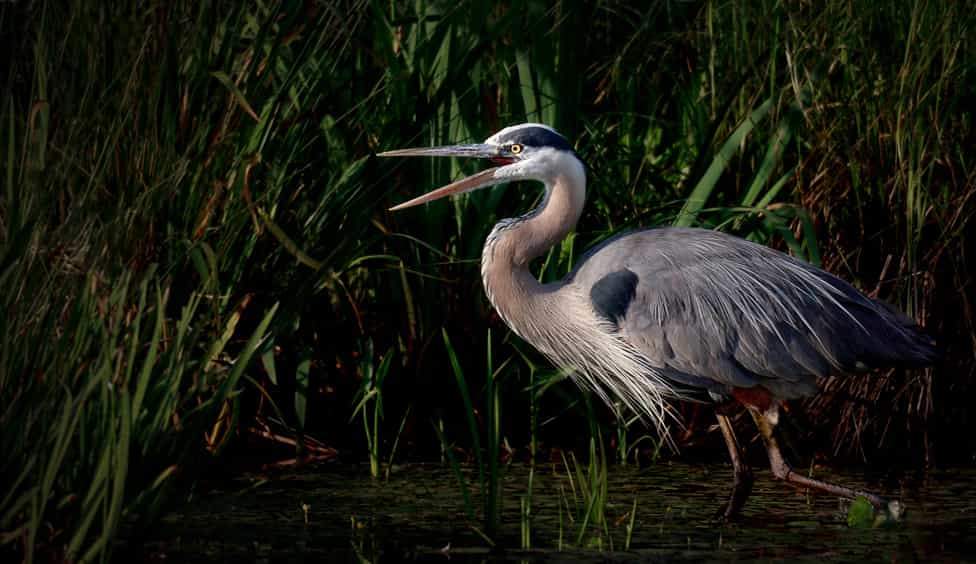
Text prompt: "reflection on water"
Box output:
[[141, 463, 976, 562]]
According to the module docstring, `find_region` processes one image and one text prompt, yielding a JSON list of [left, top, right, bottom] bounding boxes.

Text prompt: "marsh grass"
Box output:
[[520, 465, 534, 549], [440, 328, 511, 539], [3, 0, 974, 559], [350, 339, 395, 478], [559, 436, 612, 550], [3, 1, 389, 559]]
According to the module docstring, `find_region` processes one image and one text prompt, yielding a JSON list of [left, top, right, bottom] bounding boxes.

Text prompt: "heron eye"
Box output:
[[510, 143, 523, 154]]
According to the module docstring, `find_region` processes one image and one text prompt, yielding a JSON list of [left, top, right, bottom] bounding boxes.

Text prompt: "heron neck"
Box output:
[[481, 159, 586, 327]]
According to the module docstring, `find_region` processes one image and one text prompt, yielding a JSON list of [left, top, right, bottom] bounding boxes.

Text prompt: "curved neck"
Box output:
[[481, 152, 586, 330]]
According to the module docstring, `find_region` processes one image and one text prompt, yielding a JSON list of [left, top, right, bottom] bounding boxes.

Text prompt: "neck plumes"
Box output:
[[480, 151, 586, 334], [478, 151, 676, 434]]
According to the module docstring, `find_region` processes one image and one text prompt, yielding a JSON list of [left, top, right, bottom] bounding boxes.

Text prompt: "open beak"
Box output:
[[379, 143, 507, 211]]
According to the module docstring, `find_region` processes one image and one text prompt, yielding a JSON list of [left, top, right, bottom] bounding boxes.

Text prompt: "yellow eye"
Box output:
[[510, 143, 523, 154]]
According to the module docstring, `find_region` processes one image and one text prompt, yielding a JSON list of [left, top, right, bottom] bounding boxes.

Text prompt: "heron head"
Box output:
[[380, 123, 578, 211]]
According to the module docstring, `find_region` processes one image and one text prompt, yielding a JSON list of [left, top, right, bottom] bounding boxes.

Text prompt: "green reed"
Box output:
[[351, 339, 395, 478], [440, 328, 510, 540]]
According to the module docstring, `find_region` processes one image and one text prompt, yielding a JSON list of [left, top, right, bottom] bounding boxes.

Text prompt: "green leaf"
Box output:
[[294, 348, 312, 429], [674, 97, 774, 227], [260, 338, 278, 386], [211, 71, 262, 123], [847, 497, 876, 529]]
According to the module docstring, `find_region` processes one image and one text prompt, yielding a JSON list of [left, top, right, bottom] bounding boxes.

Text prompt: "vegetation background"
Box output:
[[1, 0, 973, 560]]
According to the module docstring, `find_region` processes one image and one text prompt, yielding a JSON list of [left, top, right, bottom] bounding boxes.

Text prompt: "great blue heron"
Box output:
[[381, 123, 939, 519]]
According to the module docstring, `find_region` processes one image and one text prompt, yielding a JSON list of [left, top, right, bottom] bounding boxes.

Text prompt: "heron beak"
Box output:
[[379, 143, 507, 211]]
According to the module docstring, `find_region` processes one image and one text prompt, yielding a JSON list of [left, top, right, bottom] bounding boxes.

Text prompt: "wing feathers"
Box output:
[[573, 227, 939, 401]]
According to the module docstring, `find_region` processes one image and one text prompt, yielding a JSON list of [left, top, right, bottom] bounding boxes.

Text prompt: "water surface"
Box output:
[[142, 463, 976, 562]]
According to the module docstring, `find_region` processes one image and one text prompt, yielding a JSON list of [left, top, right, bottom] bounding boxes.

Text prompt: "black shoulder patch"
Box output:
[[590, 269, 639, 324]]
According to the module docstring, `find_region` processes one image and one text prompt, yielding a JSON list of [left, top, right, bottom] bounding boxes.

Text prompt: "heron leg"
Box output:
[[748, 407, 904, 519], [716, 412, 753, 519]]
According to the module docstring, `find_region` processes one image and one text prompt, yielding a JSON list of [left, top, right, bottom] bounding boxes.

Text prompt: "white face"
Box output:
[[492, 146, 581, 185], [483, 123, 578, 181]]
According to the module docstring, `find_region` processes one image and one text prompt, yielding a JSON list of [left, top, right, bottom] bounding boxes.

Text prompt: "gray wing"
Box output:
[[570, 227, 939, 401]]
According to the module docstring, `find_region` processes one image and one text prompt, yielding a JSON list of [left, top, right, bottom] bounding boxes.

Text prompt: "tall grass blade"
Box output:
[[674, 97, 773, 227]]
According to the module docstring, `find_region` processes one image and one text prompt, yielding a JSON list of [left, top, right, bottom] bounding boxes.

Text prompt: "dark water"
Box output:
[[141, 463, 976, 562]]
